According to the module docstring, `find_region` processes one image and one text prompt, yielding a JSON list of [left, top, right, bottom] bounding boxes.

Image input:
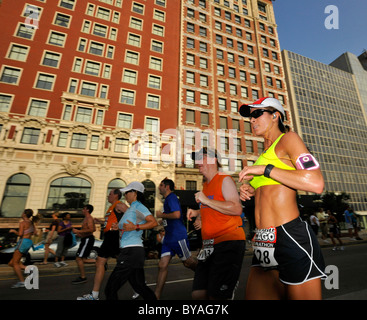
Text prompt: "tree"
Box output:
[[321, 191, 350, 220]]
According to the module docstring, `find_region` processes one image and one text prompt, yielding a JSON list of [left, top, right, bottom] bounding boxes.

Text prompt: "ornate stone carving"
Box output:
[[64, 160, 85, 176]]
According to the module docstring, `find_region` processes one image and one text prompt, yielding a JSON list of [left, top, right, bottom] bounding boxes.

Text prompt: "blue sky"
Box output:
[[273, 0, 367, 64]]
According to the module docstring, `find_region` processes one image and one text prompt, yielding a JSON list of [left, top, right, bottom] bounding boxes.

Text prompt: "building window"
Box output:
[[21, 128, 40, 144], [200, 93, 209, 106], [149, 57, 162, 71], [54, 13, 71, 27], [127, 33, 141, 47], [148, 75, 161, 89], [146, 94, 160, 109], [60, 0, 76, 10], [46, 177, 91, 210], [151, 40, 163, 53], [42, 51, 61, 67], [85, 61, 101, 76], [125, 50, 139, 64], [120, 89, 135, 105], [186, 180, 197, 191], [246, 140, 253, 153], [8, 44, 29, 61], [28, 99, 48, 117], [219, 117, 228, 129], [145, 117, 159, 132], [117, 113, 132, 129], [93, 24, 108, 37], [186, 109, 195, 123], [155, 0, 166, 7], [201, 112, 209, 125], [80, 82, 97, 96], [152, 24, 164, 36], [0, 94, 12, 112], [153, 9, 165, 21], [96, 7, 111, 20], [0, 67, 21, 84], [57, 131, 68, 147], [75, 107, 92, 123], [48, 31, 66, 46], [71, 133, 87, 149], [89, 41, 104, 55], [0, 173, 31, 217], [132, 2, 144, 14], [219, 98, 226, 110], [35, 73, 55, 90], [114, 138, 129, 153], [16, 23, 36, 39], [130, 17, 142, 30], [89, 135, 99, 150], [186, 90, 195, 103], [122, 69, 137, 84]]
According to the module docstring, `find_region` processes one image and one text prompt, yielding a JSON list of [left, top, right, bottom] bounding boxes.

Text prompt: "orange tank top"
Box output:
[[103, 201, 121, 233], [201, 174, 245, 244]]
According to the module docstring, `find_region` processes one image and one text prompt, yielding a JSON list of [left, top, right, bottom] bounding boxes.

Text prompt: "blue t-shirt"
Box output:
[[162, 192, 188, 242], [344, 210, 352, 224], [118, 201, 152, 248]]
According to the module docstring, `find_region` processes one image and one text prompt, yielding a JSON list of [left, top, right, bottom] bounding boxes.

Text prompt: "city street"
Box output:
[[0, 242, 367, 301]]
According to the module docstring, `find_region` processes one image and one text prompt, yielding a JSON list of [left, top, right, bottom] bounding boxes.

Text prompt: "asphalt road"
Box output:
[[1, 243, 367, 301]]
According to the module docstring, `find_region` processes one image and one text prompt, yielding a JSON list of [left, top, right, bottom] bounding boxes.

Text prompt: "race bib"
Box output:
[[197, 239, 214, 261], [252, 227, 278, 268]]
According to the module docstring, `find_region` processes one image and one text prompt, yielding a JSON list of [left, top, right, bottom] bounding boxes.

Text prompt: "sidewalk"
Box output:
[[1, 230, 366, 280]]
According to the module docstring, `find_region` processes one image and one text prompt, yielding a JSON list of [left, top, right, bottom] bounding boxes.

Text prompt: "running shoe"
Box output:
[[77, 293, 99, 300], [11, 282, 25, 288], [72, 277, 87, 285]]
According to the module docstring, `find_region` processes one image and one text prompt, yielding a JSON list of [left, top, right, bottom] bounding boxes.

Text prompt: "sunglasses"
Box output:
[[249, 109, 273, 119]]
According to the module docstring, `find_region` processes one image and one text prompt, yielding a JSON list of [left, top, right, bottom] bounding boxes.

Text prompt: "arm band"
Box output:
[[264, 164, 274, 178]]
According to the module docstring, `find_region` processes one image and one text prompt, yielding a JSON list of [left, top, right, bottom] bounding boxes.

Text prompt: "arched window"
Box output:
[[46, 177, 91, 211], [1, 173, 31, 217], [105, 178, 126, 211]]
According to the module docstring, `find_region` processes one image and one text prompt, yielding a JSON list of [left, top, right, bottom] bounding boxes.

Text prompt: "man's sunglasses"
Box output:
[[249, 109, 273, 119]]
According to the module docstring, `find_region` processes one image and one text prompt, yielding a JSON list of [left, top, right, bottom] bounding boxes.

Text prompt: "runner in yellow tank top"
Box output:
[[238, 97, 325, 300]]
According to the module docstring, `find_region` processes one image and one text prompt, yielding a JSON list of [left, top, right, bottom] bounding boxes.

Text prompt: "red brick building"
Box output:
[[0, 0, 290, 226]]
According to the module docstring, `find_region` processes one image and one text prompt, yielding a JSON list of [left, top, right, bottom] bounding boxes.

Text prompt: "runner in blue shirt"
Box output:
[[154, 178, 197, 299], [104, 181, 157, 300]]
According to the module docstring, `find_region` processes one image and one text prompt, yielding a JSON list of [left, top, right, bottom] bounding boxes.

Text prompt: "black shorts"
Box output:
[[329, 225, 340, 235], [76, 235, 95, 258], [98, 230, 120, 259], [192, 240, 245, 299], [251, 217, 326, 285]]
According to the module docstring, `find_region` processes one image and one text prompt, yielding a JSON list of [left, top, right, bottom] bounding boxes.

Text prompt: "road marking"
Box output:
[[146, 278, 194, 287]]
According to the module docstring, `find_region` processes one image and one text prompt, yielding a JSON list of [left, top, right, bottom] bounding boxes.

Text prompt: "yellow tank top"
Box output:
[[250, 134, 295, 190]]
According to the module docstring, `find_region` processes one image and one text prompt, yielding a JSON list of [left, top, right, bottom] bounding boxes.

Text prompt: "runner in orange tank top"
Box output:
[[187, 147, 246, 300]]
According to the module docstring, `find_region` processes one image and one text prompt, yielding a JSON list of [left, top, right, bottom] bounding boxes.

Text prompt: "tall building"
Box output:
[[175, 0, 291, 190], [0, 0, 290, 227], [282, 50, 367, 212], [330, 51, 367, 122], [0, 0, 181, 224]]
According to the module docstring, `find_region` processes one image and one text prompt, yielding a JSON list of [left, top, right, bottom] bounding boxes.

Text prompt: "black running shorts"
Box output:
[[192, 240, 245, 299], [98, 230, 120, 259], [76, 235, 95, 258], [251, 217, 327, 285]]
